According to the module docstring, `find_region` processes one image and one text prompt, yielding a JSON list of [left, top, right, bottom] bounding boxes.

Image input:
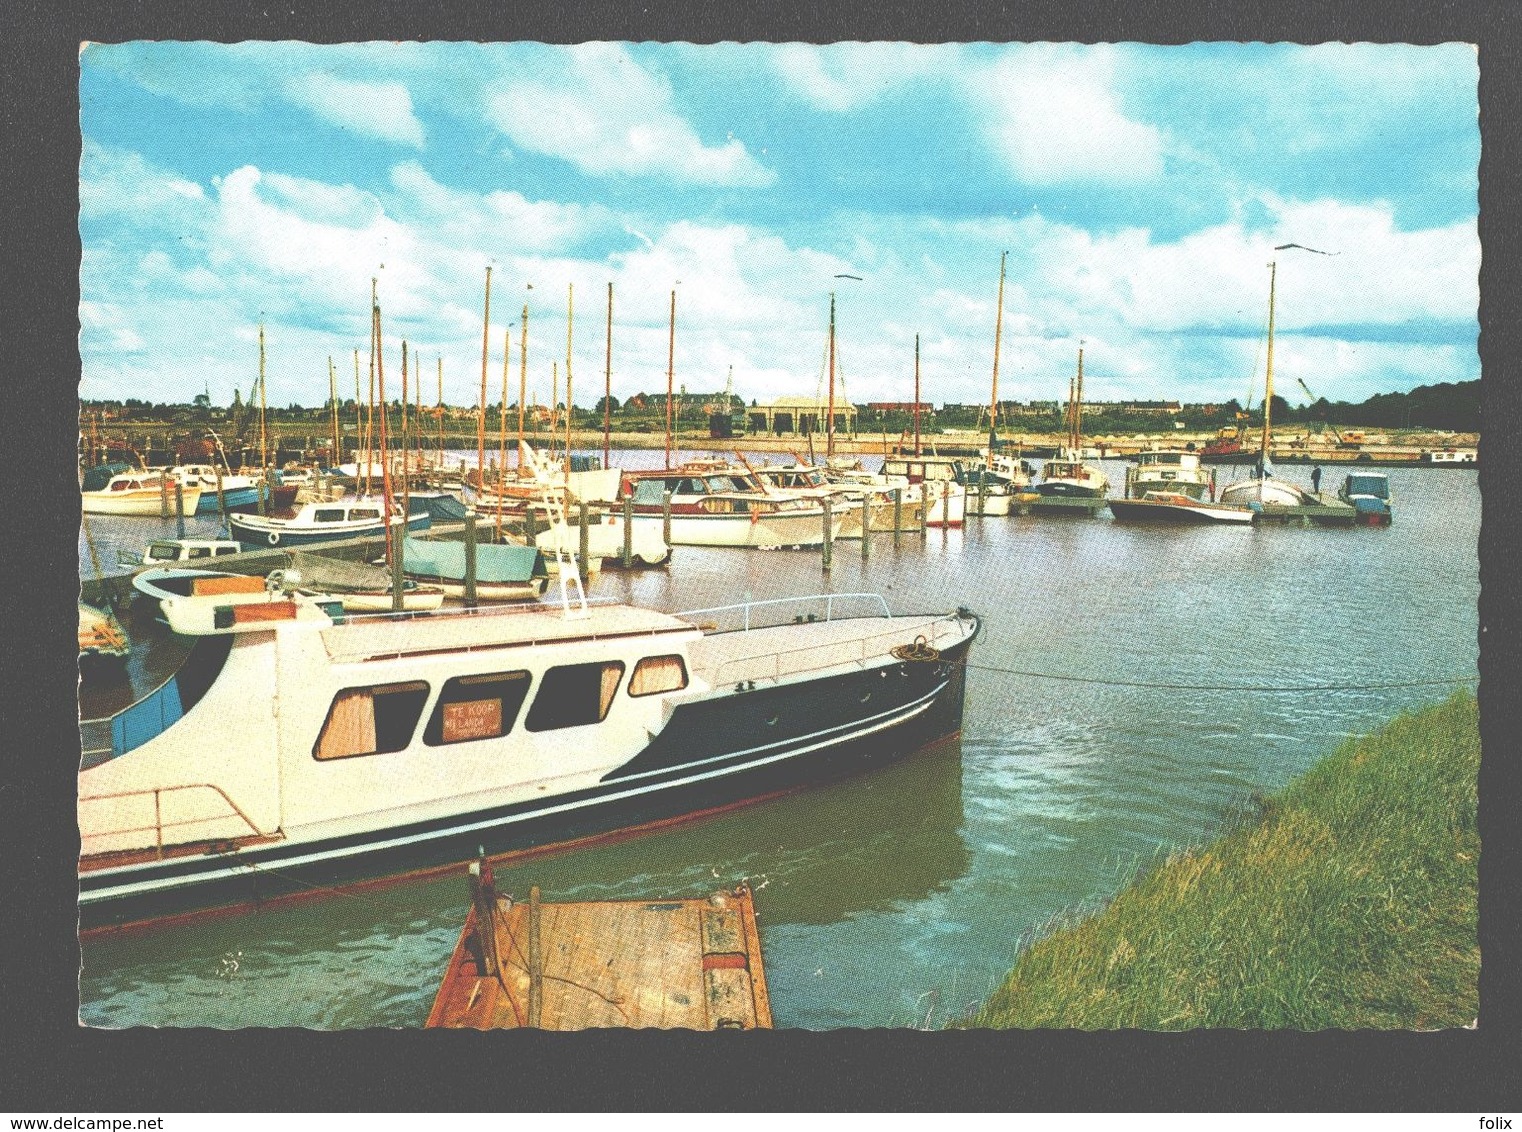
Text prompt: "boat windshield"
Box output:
[[146, 542, 181, 562], [706, 475, 755, 493]]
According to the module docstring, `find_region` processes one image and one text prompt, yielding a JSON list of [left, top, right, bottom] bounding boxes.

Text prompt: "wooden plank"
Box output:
[[427, 885, 772, 1030]]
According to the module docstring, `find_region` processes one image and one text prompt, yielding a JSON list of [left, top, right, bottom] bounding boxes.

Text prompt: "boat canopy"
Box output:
[[401, 538, 546, 584]]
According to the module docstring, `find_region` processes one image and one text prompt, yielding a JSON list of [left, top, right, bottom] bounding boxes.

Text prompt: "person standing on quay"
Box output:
[[1311, 465, 1323, 495]]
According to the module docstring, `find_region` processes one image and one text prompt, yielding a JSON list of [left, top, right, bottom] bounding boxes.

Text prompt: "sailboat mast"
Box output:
[[666, 289, 676, 467], [604, 281, 613, 467], [401, 340, 410, 518], [353, 350, 362, 481], [374, 299, 392, 561], [518, 304, 529, 467], [328, 356, 339, 468], [1075, 345, 1085, 452], [499, 329, 510, 484], [913, 335, 922, 457], [478, 266, 492, 495], [257, 324, 268, 482], [826, 292, 837, 459], [436, 358, 444, 469], [989, 251, 1007, 466], [565, 282, 574, 471], [1262, 260, 1277, 470]]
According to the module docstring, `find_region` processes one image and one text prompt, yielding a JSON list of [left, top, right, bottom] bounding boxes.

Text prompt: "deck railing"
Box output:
[[678, 592, 893, 634], [704, 610, 966, 687]]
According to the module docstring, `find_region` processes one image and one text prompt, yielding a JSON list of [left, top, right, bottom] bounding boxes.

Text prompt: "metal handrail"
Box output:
[[79, 782, 264, 859], [678, 592, 892, 632], [706, 611, 962, 686]]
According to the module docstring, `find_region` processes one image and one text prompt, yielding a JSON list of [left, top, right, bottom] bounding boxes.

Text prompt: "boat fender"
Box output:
[[891, 636, 941, 663], [268, 530, 281, 546]]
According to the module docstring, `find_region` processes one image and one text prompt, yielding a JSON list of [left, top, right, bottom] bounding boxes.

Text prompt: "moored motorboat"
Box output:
[[1032, 348, 1109, 500], [228, 499, 431, 549], [619, 462, 842, 547], [1126, 449, 1212, 501], [118, 538, 243, 569], [166, 464, 261, 514], [1107, 491, 1255, 524], [78, 590, 979, 928], [81, 470, 203, 517], [1337, 471, 1393, 524]]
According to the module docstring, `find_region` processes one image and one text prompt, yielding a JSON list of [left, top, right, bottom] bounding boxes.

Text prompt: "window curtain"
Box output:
[[317, 689, 376, 759]]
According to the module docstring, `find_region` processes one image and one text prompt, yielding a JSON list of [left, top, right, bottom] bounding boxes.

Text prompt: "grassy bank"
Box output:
[[967, 692, 1479, 1029]]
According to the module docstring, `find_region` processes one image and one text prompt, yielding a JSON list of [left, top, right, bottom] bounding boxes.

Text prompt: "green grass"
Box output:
[[966, 692, 1479, 1030]]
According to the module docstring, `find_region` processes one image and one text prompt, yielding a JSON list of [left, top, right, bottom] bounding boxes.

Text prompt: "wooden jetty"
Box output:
[[426, 862, 773, 1030], [1252, 494, 1360, 527]]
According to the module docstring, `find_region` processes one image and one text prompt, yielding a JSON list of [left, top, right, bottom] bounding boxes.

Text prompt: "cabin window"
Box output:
[[314, 508, 346, 524], [525, 661, 625, 731], [187, 547, 210, 558], [349, 508, 382, 521], [423, 670, 532, 746], [313, 681, 429, 760], [629, 654, 688, 697], [631, 480, 669, 505]]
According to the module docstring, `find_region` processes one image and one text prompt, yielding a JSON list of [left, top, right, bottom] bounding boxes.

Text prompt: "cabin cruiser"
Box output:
[[619, 463, 841, 548], [1127, 449, 1211, 501], [1337, 472, 1393, 524], [78, 588, 979, 928]]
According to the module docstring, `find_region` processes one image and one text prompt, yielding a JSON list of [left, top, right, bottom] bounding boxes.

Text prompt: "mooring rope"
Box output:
[[961, 659, 1478, 694]]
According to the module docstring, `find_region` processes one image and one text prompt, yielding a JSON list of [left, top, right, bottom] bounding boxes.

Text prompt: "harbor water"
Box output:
[[77, 458, 1480, 1029]]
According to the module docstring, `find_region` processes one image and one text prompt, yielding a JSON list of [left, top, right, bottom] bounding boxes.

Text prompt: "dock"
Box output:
[[1252, 494, 1360, 527], [426, 863, 772, 1030]]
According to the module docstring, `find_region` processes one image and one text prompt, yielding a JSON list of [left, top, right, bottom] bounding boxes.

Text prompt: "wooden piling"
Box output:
[[469, 860, 500, 979], [622, 495, 634, 568], [821, 496, 833, 571], [662, 490, 673, 549], [390, 523, 405, 613], [860, 495, 870, 560], [578, 501, 591, 580], [174, 481, 186, 538], [159, 474, 170, 519], [527, 885, 543, 1029], [893, 487, 902, 546], [463, 511, 478, 607]]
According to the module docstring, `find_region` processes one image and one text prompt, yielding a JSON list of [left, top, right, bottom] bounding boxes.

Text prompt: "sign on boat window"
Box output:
[[423, 670, 532, 746], [524, 662, 625, 731], [628, 654, 688, 697], [313, 681, 429, 760]]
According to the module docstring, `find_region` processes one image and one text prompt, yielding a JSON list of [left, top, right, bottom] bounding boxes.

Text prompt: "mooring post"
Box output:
[[469, 858, 500, 980], [528, 885, 543, 1028], [390, 523, 405, 613], [159, 473, 170, 519], [174, 481, 186, 538], [892, 487, 902, 546], [525, 505, 538, 546], [662, 490, 673, 550], [214, 462, 226, 522], [977, 475, 987, 518], [578, 501, 591, 580], [821, 496, 833, 571], [860, 495, 870, 560], [919, 484, 929, 539], [463, 511, 478, 607], [621, 494, 633, 568]]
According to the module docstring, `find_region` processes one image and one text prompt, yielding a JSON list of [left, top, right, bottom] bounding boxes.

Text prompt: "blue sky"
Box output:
[[79, 41, 1479, 411]]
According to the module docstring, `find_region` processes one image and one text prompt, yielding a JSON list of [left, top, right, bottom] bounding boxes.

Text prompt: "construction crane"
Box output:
[[1296, 378, 1344, 444]]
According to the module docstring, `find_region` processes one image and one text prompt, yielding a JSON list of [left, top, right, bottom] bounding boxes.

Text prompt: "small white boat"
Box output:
[[81, 471, 202, 517], [621, 463, 842, 547], [118, 538, 243, 569], [877, 455, 968, 527], [1107, 491, 1254, 524], [167, 464, 261, 514]]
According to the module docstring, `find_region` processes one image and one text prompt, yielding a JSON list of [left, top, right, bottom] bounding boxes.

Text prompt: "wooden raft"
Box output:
[[425, 864, 772, 1030]]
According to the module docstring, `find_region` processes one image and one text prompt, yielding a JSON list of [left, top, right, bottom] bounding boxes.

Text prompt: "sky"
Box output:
[[78, 41, 1480, 412]]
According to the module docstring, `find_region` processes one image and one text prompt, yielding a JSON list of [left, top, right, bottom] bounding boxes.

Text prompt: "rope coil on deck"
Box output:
[[891, 635, 941, 663]]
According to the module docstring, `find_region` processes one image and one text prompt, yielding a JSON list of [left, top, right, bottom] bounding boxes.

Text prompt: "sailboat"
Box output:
[[1034, 347, 1110, 498], [1217, 259, 1319, 509], [964, 251, 1023, 516]]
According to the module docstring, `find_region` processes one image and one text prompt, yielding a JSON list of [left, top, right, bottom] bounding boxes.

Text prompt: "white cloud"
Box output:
[[283, 73, 427, 148], [484, 44, 775, 187], [388, 161, 601, 252], [771, 43, 948, 113], [974, 46, 1166, 186]]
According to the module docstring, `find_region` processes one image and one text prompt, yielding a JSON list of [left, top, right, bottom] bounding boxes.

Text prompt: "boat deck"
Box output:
[[1253, 494, 1360, 526], [426, 881, 771, 1030], [1020, 494, 1108, 516]]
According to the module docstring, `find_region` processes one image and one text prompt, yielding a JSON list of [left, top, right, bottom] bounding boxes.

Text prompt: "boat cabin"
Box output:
[[126, 539, 243, 567]]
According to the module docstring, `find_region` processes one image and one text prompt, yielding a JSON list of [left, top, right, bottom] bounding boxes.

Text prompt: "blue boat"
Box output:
[[1337, 472, 1393, 524], [402, 537, 548, 601]]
